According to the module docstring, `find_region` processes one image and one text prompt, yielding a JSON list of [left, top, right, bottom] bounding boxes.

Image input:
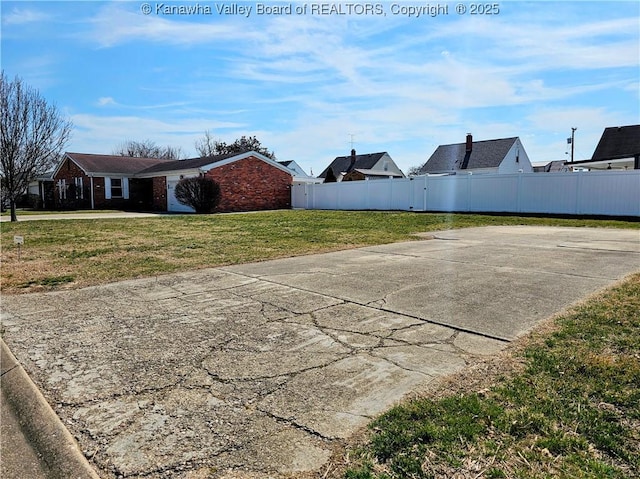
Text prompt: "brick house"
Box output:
[[51, 151, 293, 213], [52, 153, 171, 210]]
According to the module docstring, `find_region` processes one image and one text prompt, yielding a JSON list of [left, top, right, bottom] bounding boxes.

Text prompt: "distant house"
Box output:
[[278, 160, 308, 177], [278, 160, 320, 183], [568, 125, 640, 171], [318, 150, 405, 182], [418, 134, 533, 175], [533, 160, 569, 173], [51, 151, 293, 213]]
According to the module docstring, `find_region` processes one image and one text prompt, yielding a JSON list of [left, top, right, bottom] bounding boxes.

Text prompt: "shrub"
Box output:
[[174, 176, 221, 213]]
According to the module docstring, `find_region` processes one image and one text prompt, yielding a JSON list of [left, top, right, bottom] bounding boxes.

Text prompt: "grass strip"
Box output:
[[343, 273, 640, 479], [1, 210, 638, 293]]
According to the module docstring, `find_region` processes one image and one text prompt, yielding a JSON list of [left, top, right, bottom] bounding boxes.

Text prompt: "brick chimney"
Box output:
[[349, 149, 357, 169], [465, 133, 473, 152]]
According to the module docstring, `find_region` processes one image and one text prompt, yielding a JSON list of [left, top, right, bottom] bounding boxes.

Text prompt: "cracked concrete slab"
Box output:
[[1, 226, 638, 479]]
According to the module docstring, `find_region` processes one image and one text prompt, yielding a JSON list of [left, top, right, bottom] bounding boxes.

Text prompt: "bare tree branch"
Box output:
[[194, 130, 217, 158], [113, 139, 183, 160], [194, 132, 275, 160], [1, 72, 72, 221]]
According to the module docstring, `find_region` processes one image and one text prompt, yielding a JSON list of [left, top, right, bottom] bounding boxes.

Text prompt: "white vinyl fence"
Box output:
[[292, 170, 640, 217]]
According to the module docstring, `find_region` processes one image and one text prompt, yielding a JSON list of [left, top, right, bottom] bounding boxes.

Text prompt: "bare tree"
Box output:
[[0, 72, 72, 221], [194, 130, 217, 158], [113, 139, 183, 160], [194, 131, 275, 160], [406, 165, 424, 176]]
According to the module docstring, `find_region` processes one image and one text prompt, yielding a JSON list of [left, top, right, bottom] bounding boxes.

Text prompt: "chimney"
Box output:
[[350, 149, 357, 168], [461, 133, 473, 170]]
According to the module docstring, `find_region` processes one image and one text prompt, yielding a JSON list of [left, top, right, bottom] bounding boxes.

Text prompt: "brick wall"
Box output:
[[52, 157, 92, 209], [53, 158, 128, 209], [205, 156, 292, 212], [152, 176, 167, 211]]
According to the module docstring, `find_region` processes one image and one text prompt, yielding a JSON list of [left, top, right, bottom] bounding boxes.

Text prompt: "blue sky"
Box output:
[[2, 1, 638, 175]]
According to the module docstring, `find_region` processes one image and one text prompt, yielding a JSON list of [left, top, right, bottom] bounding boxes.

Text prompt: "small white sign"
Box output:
[[14, 235, 24, 245]]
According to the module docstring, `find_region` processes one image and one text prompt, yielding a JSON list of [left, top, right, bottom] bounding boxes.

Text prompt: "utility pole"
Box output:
[[570, 127, 577, 163]]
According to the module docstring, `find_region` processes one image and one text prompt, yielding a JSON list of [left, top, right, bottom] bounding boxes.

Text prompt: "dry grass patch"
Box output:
[[1, 210, 638, 294]]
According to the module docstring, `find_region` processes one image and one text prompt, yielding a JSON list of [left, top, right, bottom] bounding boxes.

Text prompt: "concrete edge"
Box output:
[[1, 338, 101, 479]]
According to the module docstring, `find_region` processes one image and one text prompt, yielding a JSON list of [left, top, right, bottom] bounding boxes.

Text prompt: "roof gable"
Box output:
[[137, 151, 293, 176], [137, 153, 238, 175], [420, 137, 518, 174], [62, 152, 171, 176], [591, 125, 640, 161], [319, 152, 388, 178]]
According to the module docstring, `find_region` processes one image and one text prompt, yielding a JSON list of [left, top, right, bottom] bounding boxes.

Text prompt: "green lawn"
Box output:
[[342, 273, 640, 479], [1, 210, 637, 293]]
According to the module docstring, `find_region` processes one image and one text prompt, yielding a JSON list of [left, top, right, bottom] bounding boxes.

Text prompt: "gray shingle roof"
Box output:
[[66, 153, 171, 175], [419, 137, 518, 174], [591, 125, 640, 161], [137, 153, 237, 174], [319, 152, 387, 179]]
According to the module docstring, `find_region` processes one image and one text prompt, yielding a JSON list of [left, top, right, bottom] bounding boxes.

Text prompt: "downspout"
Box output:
[[90, 176, 95, 210]]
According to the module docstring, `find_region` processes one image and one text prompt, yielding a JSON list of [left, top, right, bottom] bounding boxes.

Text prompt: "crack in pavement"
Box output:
[[4, 226, 637, 478], [223, 268, 514, 343]]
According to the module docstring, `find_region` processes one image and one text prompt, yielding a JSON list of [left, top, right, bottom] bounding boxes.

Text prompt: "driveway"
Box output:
[[1, 226, 638, 478]]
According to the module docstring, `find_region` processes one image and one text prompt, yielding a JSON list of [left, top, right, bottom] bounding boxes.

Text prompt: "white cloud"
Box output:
[[69, 114, 245, 156], [2, 7, 51, 26], [97, 97, 116, 106], [84, 5, 261, 47]]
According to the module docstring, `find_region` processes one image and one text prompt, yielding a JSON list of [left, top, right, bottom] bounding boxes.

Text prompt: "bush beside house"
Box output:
[[174, 177, 221, 213]]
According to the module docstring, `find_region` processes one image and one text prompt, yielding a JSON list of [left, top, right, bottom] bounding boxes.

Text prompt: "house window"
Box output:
[[110, 178, 123, 198], [74, 177, 84, 199], [57, 179, 66, 200]]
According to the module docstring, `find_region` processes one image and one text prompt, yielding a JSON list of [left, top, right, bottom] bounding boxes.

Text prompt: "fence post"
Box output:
[[575, 170, 582, 215], [423, 175, 428, 211], [516, 172, 523, 213], [305, 183, 309, 209]]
